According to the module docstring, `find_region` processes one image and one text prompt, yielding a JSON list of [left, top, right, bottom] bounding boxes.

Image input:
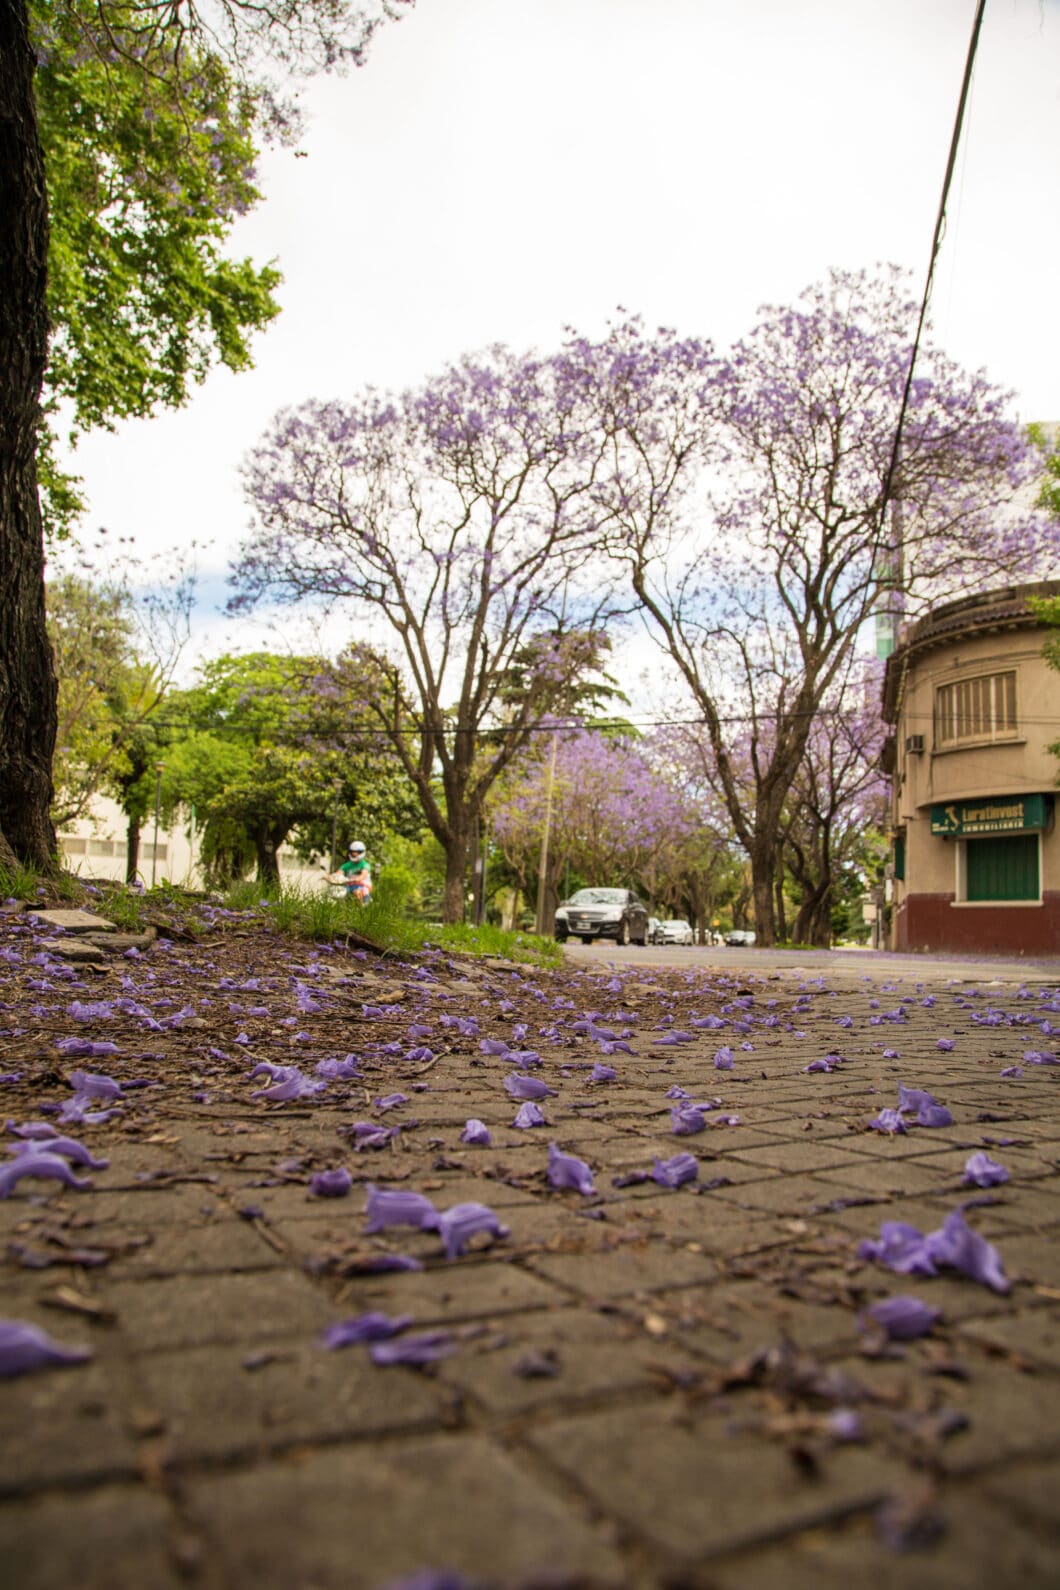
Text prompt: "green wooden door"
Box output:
[[966, 835, 1039, 902]]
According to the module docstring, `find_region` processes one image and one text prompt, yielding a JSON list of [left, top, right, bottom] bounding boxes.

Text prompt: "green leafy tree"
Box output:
[[161, 650, 420, 885], [35, 0, 283, 536], [46, 560, 189, 837], [0, 0, 408, 875]]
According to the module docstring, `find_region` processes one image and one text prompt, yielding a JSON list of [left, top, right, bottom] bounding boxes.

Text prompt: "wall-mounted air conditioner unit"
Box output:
[[905, 734, 925, 754]]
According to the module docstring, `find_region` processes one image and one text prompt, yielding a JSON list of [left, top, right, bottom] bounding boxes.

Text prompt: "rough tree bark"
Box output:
[[0, 0, 58, 872]]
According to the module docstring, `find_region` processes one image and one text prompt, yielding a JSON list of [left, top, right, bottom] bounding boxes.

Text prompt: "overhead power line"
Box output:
[[876, 0, 987, 538]]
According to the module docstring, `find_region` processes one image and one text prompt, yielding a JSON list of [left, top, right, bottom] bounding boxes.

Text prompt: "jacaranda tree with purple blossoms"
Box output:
[[489, 726, 720, 935], [570, 271, 1055, 943], [233, 351, 617, 921]]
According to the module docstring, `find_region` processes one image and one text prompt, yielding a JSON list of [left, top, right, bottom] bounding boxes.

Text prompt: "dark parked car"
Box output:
[[554, 888, 649, 946]]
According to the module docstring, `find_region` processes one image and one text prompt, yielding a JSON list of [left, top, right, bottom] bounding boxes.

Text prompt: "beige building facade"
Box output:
[[882, 581, 1060, 954]]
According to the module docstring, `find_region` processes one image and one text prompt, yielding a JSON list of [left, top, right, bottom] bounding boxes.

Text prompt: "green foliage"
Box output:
[[31, 0, 281, 537], [1028, 424, 1060, 521], [47, 570, 172, 826], [160, 650, 421, 884]]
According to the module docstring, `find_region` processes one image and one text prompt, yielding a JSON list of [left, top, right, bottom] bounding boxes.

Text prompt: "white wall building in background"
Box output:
[[58, 796, 325, 893]]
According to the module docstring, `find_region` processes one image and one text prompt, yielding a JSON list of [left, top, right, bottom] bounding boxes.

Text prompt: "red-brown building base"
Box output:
[[893, 893, 1060, 955]]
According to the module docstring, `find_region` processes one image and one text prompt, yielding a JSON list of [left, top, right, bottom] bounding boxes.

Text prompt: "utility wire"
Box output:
[[877, 0, 987, 538]]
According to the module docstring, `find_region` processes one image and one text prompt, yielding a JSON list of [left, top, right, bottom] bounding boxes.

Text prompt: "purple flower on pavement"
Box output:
[[408, 1023, 432, 1040], [479, 1038, 510, 1057], [651, 1153, 698, 1188], [55, 1038, 120, 1058], [364, 1184, 439, 1234], [999, 1065, 1023, 1078], [827, 1408, 864, 1443], [374, 1093, 409, 1112], [961, 1151, 1010, 1188], [503, 1074, 555, 1101], [713, 1047, 734, 1070], [369, 1329, 455, 1366], [512, 1101, 546, 1129], [917, 1102, 954, 1128], [936, 1038, 955, 1052], [67, 1069, 122, 1100], [250, 1064, 325, 1103], [805, 1056, 840, 1074], [5, 1135, 108, 1170], [927, 1208, 1009, 1293], [57, 1099, 120, 1126], [858, 1221, 938, 1277], [691, 1015, 726, 1029], [863, 1296, 942, 1340], [860, 1212, 1009, 1293], [882, 1049, 900, 1059], [590, 1062, 617, 1081], [507, 1049, 543, 1068], [435, 1202, 509, 1259], [0, 1320, 92, 1377], [309, 1167, 353, 1198], [347, 1122, 397, 1151], [316, 1055, 360, 1080], [0, 1153, 94, 1198], [5, 1122, 58, 1140], [320, 1312, 412, 1348], [670, 1103, 706, 1136], [547, 1142, 595, 1195], [459, 1119, 492, 1146]]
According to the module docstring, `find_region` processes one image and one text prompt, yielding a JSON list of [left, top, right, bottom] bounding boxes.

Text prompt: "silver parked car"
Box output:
[[555, 888, 649, 945], [654, 918, 694, 945]]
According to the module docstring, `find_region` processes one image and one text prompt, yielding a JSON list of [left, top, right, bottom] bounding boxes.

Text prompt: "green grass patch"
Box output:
[[1, 865, 562, 967]]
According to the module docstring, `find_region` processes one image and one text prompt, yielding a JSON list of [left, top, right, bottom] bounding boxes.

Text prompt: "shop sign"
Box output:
[[930, 794, 1052, 837]]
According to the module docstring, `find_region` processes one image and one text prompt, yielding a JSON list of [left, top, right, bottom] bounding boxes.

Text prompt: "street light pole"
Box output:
[[151, 763, 165, 888], [535, 730, 559, 936]]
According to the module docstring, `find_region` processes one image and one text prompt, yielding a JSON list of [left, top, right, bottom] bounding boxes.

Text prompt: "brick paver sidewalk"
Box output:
[[1, 936, 1058, 1589]]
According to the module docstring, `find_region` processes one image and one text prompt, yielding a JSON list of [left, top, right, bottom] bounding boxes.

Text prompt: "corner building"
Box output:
[[882, 581, 1060, 954]]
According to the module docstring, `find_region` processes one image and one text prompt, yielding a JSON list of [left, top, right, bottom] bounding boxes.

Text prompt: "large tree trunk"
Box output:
[[253, 828, 282, 887], [0, 0, 57, 872], [442, 819, 470, 924], [748, 837, 776, 947]]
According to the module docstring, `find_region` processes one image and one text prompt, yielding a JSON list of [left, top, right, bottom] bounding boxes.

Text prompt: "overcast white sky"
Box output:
[[65, 0, 1060, 677]]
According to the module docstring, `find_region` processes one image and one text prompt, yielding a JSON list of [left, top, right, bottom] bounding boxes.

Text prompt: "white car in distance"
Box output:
[[652, 919, 695, 945]]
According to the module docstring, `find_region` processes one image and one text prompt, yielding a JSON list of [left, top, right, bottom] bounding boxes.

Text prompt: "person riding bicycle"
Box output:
[[331, 841, 372, 902]]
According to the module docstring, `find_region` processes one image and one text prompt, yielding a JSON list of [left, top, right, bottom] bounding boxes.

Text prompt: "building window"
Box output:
[[964, 834, 1039, 902], [62, 837, 87, 855], [935, 671, 1017, 748]]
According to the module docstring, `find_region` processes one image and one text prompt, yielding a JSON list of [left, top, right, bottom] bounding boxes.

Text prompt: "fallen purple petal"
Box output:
[[459, 1119, 492, 1146], [868, 1108, 907, 1134], [670, 1103, 706, 1135], [0, 1153, 94, 1198], [713, 1047, 734, 1070], [863, 1295, 942, 1340], [961, 1151, 1010, 1188], [0, 1319, 92, 1376], [67, 1069, 123, 1101], [512, 1101, 546, 1129], [5, 1135, 108, 1170], [364, 1184, 439, 1234], [321, 1312, 413, 1348], [651, 1152, 698, 1188], [435, 1201, 509, 1259], [369, 1329, 455, 1366], [547, 1142, 595, 1195], [503, 1074, 555, 1101], [309, 1167, 353, 1198]]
